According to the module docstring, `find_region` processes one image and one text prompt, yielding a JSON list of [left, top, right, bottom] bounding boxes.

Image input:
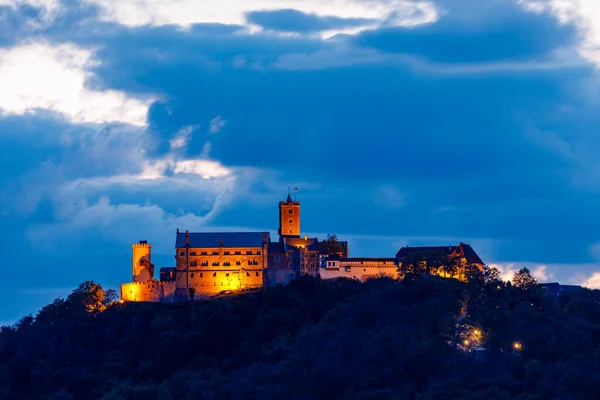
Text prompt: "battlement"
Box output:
[[132, 243, 151, 248]]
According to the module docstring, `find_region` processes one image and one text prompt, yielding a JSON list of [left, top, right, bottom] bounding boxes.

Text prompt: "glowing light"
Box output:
[[464, 340, 470, 346], [513, 341, 522, 350], [474, 329, 481, 336]]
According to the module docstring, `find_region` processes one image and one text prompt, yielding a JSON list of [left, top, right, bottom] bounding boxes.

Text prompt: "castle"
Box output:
[[120, 193, 485, 302]]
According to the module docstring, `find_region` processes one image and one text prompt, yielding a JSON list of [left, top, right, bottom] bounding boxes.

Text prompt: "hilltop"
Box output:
[[1, 273, 600, 400]]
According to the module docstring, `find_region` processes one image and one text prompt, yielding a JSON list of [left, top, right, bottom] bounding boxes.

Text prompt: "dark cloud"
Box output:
[[2, 0, 600, 325], [246, 9, 376, 34], [357, 1, 577, 63]]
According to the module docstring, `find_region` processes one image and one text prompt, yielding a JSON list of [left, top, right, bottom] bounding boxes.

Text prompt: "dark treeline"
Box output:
[[1, 271, 600, 400]]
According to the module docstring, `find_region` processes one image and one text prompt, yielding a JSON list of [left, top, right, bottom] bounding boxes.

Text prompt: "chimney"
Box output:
[[219, 238, 223, 247], [185, 231, 189, 246], [177, 228, 179, 234]]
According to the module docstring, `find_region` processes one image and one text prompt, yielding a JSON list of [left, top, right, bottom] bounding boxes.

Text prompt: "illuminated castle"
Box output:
[[120, 193, 484, 302]]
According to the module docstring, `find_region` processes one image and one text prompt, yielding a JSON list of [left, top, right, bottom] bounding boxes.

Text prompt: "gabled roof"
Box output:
[[176, 232, 270, 248], [395, 243, 484, 265]]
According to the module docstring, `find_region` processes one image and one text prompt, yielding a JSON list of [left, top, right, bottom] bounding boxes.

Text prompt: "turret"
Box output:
[[132, 240, 154, 282]]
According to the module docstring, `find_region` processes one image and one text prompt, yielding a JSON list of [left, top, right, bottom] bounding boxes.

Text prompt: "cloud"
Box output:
[[374, 185, 406, 209], [246, 9, 378, 35], [0, 41, 152, 126], [579, 272, 600, 289], [209, 115, 226, 134], [490, 263, 554, 283], [521, 0, 600, 65], [83, 0, 439, 36], [169, 125, 195, 149]]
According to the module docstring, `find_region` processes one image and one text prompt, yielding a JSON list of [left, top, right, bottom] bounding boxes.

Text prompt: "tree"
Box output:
[[512, 267, 538, 291], [464, 264, 484, 283], [321, 234, 343, 255], [399, 251, 430, 279], [483, 265, 503, 286], [66, 281, 113, 315]]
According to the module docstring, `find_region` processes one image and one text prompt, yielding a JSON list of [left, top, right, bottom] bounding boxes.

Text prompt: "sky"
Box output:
[[1, 0, 600, 325]]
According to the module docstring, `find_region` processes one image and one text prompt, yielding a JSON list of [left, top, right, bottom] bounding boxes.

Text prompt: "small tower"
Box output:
[[132, 240, 154, 282], [279, 191, 301, 238]]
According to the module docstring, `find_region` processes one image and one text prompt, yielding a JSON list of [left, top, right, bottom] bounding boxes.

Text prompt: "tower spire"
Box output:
[[286, 187, 293, 203]]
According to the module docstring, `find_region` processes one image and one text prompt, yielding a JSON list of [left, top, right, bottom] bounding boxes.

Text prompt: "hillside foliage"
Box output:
[[1, 272, 600, 400]]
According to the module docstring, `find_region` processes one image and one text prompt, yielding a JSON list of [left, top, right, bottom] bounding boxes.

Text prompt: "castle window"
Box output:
[[224, 251, 230, 255], [289, 230, 292, 233], [288, 209, 293, 214], [212, 261, 219, 266], [247, 272, 250, 276], [179, 252, 185, 256], [212, 251, 219, 255], [235, 251, 241, 255], [190, 261, 197, 267], [223, 262, 231, 266], [191, 273, 194, 278], [201, 261, 208, 266], [253, 260, 258, 265], [213, 272, 217, 277], [236, 261, 241, 266], [257, 251, 261, 255], [256, 272, 260, 276], [200, 273, 203, 278], [226, 273, 229, 277], [288, 219, 293, 224], [246, 250, 252, 255], [201, 251, 208, 255], [248, 260, 252, 265], [274, 256, 280, 264], [190, 251, 197, 256]]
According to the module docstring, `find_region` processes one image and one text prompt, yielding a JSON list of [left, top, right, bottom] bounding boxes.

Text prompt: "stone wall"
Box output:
[[121, 281, 177, 302]]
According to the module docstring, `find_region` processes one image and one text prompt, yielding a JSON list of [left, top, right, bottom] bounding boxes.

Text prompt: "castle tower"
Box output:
[[132, 240, 154, 282], [279, 192, 300, 238]]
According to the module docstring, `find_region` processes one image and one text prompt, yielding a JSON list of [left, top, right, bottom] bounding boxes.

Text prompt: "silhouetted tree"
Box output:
[[321, 234, 343, 254], [512, 267, 538, 290]]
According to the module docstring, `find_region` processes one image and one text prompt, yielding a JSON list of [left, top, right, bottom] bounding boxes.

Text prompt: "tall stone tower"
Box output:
[[132, 240, 154, 282], [279, 192, 301, 238]]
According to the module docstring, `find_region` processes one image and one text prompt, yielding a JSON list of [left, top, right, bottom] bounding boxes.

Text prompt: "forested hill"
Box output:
[[1, 272, 600, 400]]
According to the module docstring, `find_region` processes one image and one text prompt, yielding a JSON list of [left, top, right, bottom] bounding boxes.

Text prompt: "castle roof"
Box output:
[[176, 232, 270, 248], [395, 243, 484, 265]]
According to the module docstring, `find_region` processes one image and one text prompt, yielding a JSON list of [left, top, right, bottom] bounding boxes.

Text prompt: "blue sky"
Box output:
[[2, 0, 600, 325]]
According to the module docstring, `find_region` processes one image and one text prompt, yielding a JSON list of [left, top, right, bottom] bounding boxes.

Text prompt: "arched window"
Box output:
[[236, 260, 241, 266], [190, 261, 197, 267]]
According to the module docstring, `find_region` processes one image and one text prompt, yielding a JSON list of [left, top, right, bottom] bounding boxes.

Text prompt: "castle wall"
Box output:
[[320, 259, 399, 282], [121, 281, 177, 302], [266, 268, 298, 287]]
